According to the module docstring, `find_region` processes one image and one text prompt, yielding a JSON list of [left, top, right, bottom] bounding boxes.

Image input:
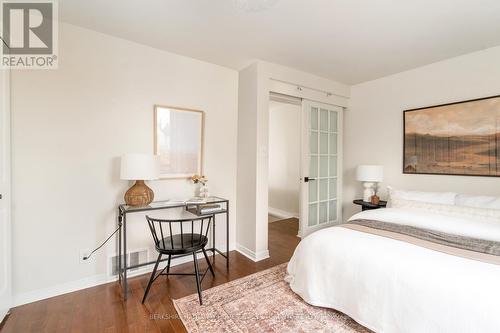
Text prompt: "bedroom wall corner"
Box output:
[[344, 45, 500, 220]]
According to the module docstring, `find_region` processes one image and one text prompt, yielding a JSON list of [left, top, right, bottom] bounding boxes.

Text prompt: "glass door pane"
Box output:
[[307, 104, 340, 227]]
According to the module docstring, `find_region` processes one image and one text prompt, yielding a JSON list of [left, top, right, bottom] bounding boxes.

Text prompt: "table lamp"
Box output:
[[120, 154, 160, 207], [356, 165, 383, 202]]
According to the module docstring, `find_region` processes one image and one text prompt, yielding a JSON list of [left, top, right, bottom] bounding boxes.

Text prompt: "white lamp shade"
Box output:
[[120, 154, 160, 180], [356, 165, 383, 182]]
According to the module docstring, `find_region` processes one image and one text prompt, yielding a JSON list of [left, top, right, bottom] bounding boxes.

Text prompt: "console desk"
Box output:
[[117, 197, 229, 300]]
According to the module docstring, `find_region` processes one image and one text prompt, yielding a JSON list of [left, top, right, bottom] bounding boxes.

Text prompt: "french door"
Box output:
[[0, 67, 11, 322], [300, 100, 342, 237]]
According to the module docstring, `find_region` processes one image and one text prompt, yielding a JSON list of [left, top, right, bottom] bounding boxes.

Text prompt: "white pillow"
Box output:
[[455, 194, 500, 210], [392, 198, 500, 220], [387, 186, 457, 205]]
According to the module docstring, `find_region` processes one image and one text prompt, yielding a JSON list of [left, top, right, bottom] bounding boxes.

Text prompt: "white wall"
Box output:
[[236, 63, 259, 258], [344, 46, 500, 220], [0, 67, 12, 320], [268, 101, 300, 218], [10, 23, 239, 305]]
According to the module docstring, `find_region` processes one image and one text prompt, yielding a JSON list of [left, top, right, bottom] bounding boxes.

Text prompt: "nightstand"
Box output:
[[353, 199, 387, 211]]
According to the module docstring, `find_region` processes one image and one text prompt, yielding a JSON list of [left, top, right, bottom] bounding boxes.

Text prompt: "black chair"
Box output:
[[142, 215, 215, 305]]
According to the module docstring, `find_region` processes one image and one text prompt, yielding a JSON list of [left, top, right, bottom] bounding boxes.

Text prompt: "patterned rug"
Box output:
[[173, 263, 371, 333]]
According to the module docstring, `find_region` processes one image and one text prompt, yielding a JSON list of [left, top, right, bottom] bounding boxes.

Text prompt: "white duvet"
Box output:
[[286, 208, 500, 333]]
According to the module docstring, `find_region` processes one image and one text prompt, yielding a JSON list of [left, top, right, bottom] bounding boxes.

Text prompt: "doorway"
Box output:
[[267, 93, 344, 245], [268, 94, 301, 247]]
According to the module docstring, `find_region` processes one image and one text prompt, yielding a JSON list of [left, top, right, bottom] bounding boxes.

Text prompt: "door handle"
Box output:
[[304, 177, 316, 183]]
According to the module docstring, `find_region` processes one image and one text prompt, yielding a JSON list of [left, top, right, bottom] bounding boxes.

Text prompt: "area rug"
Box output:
[[173, 263, 372, 333]]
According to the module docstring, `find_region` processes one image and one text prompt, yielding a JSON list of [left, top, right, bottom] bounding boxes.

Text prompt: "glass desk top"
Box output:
[[119, 196, 228, 214]]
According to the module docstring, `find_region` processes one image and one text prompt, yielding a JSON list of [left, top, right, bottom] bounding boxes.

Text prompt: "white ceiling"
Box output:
[[59, 0, 500, 84]]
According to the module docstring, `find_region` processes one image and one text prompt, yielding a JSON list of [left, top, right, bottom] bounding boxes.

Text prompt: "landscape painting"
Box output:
[[404, 95, 500, 177]]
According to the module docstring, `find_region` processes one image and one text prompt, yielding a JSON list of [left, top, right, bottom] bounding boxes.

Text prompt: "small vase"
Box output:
[[199, 183, 209, 198]]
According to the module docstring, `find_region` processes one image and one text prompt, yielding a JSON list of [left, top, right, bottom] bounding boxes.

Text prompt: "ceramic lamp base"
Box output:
[[124, 180, 154, 207], [362, 182, 375, 202]]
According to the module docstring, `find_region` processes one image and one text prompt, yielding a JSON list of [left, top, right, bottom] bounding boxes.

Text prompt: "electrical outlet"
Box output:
[[79, 249, 91, 264]]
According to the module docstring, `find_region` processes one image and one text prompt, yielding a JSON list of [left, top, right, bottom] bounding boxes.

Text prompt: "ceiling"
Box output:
[[59, 0, 500, 84]]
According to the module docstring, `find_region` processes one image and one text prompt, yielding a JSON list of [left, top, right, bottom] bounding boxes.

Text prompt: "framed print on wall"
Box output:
[[403, 95, 500, 177], [154, 105, 205, 179]]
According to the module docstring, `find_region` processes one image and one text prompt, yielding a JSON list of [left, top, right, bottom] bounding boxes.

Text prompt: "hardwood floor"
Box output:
[[2, 219, 300, 333]]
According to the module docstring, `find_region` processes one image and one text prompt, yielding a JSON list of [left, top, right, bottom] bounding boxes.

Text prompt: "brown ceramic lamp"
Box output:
[[120, 154, 160, 207]]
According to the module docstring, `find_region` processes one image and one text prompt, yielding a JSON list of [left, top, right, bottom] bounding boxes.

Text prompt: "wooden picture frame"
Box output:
[[403, 95, 500, 177], [154, 105, 205, 179]]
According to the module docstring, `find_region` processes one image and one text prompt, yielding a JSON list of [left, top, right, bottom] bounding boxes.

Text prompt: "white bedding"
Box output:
[[286, 208, 500, 333]]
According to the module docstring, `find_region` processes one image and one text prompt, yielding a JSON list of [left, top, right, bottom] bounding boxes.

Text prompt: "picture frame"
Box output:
[[403, 95, 500, 177], [154, 105, 205, 179]]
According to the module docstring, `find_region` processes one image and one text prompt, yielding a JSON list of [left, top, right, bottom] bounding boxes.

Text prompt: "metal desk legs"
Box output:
[[122, 213, 128, 299], [118, 212, 122, 284], [212, 214, 216, 263], [226, 204, 229, 270], [118, 211, 128, 300]]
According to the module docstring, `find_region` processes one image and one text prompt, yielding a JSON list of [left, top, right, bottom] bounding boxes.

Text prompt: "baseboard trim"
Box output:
[[268, 207, 299, 220], [0, 310, 11, 330], [13, 248, 232, 307], [13, 273, 110, 307], [235, 243, 270, 262]]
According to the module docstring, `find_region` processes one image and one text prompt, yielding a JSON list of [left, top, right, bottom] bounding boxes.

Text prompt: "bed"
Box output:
[[286, 191, 500, 333]]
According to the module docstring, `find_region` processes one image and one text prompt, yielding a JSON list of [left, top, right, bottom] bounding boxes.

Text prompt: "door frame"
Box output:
[[0, 66, 12, 323], [299, 99, 343, 238]]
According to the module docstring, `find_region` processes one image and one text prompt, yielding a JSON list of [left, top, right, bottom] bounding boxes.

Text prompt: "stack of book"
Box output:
[[188, 203, 223, 215]]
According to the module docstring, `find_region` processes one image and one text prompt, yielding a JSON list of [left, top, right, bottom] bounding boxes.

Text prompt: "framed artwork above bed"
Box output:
[[403, 95, 500, 177]]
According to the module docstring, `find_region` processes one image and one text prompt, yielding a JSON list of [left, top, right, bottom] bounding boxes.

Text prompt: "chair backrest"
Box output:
[[145, 215, 213, 250]]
